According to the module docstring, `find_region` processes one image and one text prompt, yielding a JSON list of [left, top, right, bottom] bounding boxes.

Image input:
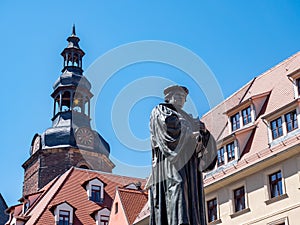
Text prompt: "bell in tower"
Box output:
[[22, 26, 115, 196]]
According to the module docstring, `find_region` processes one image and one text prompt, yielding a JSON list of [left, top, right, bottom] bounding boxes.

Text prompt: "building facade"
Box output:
[[202, 52, 300, 225]]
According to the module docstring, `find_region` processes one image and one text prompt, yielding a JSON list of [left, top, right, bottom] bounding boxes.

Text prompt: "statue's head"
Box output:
[[164, 85, 189, 109]]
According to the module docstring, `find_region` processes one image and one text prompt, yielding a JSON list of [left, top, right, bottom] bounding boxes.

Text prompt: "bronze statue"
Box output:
[[149, 85, 217, 225]]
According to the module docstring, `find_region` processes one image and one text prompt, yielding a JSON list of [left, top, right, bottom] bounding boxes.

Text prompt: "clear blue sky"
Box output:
[[1, 1, 300, 206]]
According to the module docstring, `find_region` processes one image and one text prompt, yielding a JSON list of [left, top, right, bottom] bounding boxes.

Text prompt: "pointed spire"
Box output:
[[72, 24, 76, 36]]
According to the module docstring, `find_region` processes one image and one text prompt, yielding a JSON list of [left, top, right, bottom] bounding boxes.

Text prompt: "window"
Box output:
[[85, 178, 105, 203], [217, 147, 225, 166], [231, 113, 240, 131], [242, 106, 252, 125], [234, 187, 245, 212], [226, 142, 235, 162], [285, 110, 298, 132], [59, 210, 70, 225], [100, 215, 109, 225], [207, 198, 218, 223], [115, 202, 118, 214], [91, 185, 101, 202], [297, 78, 300, 96], [271, 117, 283, 139], [269, 171, 283, 198]]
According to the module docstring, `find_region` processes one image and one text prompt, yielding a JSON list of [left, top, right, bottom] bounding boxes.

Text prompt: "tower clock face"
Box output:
[[32, 135, 41, 154], [76, 127, 94, 147]]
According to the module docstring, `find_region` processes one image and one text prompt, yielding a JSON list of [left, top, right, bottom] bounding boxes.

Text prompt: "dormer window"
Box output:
[[94, 207, 110, 225], [231, 113, 240, 131], [216, 141, 237, 167], [82, 178, 106, 203], [23, 201, 30, 213], [52, 202, 74, 225]]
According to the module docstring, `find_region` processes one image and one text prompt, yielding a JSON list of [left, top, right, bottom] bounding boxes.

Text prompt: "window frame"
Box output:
[[217, 147, 225, 166], [100, 215, 109, 225], [226, 142, 235, 162], [269, 170, 283, 198], [296, 78, 300, 96], [91, 185, 101, 203], [242, 106, 252, 126], [58, 210, 70, 225], [231, 112, 240, 132], [270, 116, 283, 140], [284, 110, 298, 133], [233, 186, 246, 212], [264, 166, 287, 204], [115, 202, 118, 214], [207, 198, 218, 223]]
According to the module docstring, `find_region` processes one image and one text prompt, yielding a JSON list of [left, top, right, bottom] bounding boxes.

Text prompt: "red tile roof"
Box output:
[[117, 188, 148, 225], [8, 167, 146, 225]]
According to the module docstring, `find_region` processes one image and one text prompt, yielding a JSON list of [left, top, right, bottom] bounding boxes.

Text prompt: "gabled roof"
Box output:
[[117, 187, 148, 225], [7, 167, 146, 225]]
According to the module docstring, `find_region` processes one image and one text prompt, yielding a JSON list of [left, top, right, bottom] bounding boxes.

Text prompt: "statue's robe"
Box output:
[[149, 103, 217, 225]]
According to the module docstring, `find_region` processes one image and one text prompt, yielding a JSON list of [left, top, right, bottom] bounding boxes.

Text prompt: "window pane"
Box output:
[[285, 110, 298, 133], [242, 106, 252, 125], [234, 187, 245, 212], [91, 185, 101, 202], [231, 113, 240, 131], [59, 211, 70, 225], [227, 142, 235, 162], [207, 198, 217, 222], [269, 171, 283, 198], [217, 148, 225, 166], [271, 117, 283, 139]]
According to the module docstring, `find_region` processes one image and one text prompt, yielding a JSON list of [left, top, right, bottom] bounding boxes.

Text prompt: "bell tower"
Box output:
[[22, 26, 115, 196]]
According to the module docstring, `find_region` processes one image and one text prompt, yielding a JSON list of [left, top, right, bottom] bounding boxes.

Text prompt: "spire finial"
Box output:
[[72, 24, 76, 36]]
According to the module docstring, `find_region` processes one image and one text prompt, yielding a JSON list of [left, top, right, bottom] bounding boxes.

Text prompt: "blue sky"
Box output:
[[1, 1, 300, 206]]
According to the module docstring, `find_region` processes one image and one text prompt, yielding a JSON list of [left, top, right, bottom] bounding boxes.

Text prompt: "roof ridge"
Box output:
[[73, 167, 147, 181], [26, 167, 74, 224], [254, 50, 300, 81], [118, 187, 147, 195], [202, 51, 300, 118]]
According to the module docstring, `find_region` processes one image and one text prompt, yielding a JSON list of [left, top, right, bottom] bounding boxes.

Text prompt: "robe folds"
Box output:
[[149, 103, 217, 225]]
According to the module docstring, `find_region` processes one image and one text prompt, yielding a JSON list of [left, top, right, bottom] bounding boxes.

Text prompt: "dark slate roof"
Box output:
[[52, 71, 91, 91], [0, 193, 8, 225]]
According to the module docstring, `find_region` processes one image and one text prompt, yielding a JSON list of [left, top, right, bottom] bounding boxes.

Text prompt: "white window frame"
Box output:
[[54, 202, 74, 225], [95, 208, 110, 225], [86, 178, 105, 202]]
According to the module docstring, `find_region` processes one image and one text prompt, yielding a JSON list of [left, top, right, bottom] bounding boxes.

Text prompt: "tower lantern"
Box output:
[[61, 25, 85, 75]]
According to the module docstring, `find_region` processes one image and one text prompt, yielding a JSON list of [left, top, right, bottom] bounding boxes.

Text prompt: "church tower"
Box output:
[[22, 26, 115, 195]]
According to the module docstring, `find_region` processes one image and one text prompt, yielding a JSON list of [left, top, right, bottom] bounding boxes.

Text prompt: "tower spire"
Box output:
[[72, 24, 76, 36]]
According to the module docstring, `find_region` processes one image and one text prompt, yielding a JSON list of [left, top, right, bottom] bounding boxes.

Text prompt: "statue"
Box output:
[[149, 85, 217, 225]]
